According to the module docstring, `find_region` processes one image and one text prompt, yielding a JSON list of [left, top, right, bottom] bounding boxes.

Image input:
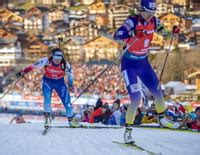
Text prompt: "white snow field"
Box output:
[[0, 123, 200, 155]]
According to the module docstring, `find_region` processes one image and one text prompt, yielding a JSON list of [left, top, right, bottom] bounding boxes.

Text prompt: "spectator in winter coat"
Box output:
[[82, 110, 90, 122], [134, 108, 144, 125], [10, 112, 26, 124], [120, 105, 128, 126], [94, 98, 103, 111], [109, 99, 121, 125], [191, 116, 200, 131], [89, 104, 110, 123], [184, 113, 195, 129], [102, 103, 112, 125], [89, 106, 103, 123], [142, 111, 157, 124], [185, 107, 200, 129], [195, 107, 200, 118]]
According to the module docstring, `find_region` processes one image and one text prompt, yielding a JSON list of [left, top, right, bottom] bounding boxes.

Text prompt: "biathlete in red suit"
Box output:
[[16, 48, 78, 127]]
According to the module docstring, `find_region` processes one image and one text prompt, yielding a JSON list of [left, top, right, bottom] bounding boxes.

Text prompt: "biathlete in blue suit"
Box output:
[[114, 0, 180, 143]]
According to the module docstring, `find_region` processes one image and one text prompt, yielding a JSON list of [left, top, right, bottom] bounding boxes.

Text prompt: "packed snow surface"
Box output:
[[0, 122, 199, 155]]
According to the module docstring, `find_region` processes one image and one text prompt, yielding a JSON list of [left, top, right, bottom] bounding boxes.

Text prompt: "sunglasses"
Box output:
[[53, 55, 62, 60]]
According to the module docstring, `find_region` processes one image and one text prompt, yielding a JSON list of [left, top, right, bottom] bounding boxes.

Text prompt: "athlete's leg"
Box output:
[[42, 79, 53, 113], [139, 61, 166, 114], [54, 80, 73, 118], [139, 61, 183, 128], [122, 69, 142, 125]]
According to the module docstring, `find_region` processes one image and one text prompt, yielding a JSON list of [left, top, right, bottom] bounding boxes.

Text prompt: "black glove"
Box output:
[[172, 25, 180, 35], [69, 86, 74, 92], [16, 72, 23, 78]]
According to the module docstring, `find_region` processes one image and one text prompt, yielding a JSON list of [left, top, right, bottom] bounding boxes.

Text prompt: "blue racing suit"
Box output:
[[114, 15, 166, 125]]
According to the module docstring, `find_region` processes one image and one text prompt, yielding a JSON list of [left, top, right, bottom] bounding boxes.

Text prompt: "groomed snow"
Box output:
[[0, 123, 199, 155]]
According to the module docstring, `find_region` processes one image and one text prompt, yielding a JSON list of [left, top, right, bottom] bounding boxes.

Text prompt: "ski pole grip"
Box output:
[[172, 25, 180, 35], [16, 72, 23, 78]]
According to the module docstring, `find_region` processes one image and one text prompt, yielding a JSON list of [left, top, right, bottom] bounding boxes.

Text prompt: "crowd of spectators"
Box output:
[[5, 64, 127, 99], [81, 98, 200, 131], [73, 64, 127, 99], [2, 64, 200, 131]]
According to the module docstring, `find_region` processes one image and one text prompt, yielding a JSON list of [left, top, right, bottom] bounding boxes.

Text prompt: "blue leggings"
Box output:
[[121, 56, 166, 125], [42, 77, 73, 118]]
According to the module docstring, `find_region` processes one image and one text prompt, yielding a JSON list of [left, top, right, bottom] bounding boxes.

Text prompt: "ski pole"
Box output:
[[72, 38, 138, 104], [0, 77, 22, 100], [157, 35, 174, 89]]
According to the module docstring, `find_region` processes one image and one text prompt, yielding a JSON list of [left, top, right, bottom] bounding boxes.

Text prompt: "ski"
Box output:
[[113, 141, 161, 155], [50, 125, 122, 129], [42, 113, 54, 135], [42, 127, 51, 135]]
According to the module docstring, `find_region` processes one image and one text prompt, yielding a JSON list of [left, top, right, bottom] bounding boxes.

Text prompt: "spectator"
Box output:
[[94, 98, 103, 110], [82, 110, 90, 122], [184, 113, 195, 128], [148, 103, 157, 115], [109, 99, 121, 125], [142, 111, 157, 124], [102, 104, 112, 125], [191, 116, 200, 131], [89, 101, 103, 123], [120, 104, 128, 126], [184, 107, 200, 129], [10, 112, 26, 124], [134, 108, 144, 125], [195, 107, 200, 118]]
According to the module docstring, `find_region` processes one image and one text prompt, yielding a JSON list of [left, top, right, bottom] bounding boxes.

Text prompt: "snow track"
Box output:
[[0, 123, 199, 155]]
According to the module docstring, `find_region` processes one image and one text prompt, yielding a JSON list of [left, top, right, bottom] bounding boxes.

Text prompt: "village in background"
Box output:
[[0, 0, 200, 116]]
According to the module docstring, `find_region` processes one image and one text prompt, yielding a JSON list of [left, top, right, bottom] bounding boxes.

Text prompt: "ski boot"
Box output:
[[68, 115, 81, 128], [124, 125, 134, 144], [44, 112, 52, 129]]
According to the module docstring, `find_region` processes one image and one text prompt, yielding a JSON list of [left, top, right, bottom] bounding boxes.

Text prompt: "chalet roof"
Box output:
[[36, 6, 50, 12], [28, 6, 49, 13], [0, 28, 17, 38], [89, 2, 106, 9], [159, 12, 187, 20], [84, 35, 118, 47], [64, 36, 86, 45], [109, 4, 131, 12]]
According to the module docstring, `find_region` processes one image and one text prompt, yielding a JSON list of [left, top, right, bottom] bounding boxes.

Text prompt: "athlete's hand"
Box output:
[[69, 86, 74, 92], [16, 71, 24, 78], [172, 25, 180, 37]]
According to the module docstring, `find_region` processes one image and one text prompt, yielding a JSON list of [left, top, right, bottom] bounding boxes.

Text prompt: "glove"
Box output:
[[16, 71, 24, 78], [172, 25, 180, 35], [69, 86, 74, 92], [157, 25, 164, 32]]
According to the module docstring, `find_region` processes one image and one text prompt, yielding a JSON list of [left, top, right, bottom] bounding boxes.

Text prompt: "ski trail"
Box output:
[[0, 123, 200, 155]]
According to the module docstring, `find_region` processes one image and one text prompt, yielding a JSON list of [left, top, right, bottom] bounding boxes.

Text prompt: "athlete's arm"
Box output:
[[24, 57, 48, 73], [65, 61, 74, 87], [113, 17, 138, 40], [154, 17, 174, 37], [16, 57, 48, 78]]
